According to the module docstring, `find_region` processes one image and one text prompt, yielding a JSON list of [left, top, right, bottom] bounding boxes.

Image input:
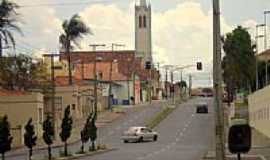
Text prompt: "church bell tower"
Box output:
[[135, 0, 152, 63]]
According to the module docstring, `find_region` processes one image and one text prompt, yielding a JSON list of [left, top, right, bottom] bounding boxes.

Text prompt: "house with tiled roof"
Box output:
[[59, 50, 162, 104]]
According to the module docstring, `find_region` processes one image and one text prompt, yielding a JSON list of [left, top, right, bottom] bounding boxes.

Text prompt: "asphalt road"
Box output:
[[81, 97, 214, 160], [6, 98, 214, 160]]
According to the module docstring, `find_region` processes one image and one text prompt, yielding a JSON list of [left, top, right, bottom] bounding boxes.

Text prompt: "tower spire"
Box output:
[[140, 0, 147, 6]]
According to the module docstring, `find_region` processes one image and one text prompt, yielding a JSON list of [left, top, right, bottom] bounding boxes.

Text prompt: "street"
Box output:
[[83, 97, 214, 160], [5, 98, 213, 160]]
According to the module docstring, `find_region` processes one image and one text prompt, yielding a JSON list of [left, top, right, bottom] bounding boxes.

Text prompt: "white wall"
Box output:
[[249, 86, 270, 137]]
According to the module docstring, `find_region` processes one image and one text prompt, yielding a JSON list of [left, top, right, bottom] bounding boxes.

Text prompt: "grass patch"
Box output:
[[145, 106, 175, 129], [112, 106, 125, 113], [235, 102, 248, 109]]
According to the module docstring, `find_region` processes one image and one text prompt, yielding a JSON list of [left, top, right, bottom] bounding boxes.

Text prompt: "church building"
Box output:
[[135, 0, 153, 63]]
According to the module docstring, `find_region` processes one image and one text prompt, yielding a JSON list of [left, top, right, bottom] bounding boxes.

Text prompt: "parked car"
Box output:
[[122, 126, 158, 143], [196, 103, 208, 113]]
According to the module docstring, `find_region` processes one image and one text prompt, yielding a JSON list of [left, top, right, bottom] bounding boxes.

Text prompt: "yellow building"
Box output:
[[0, 91, 44, 147]]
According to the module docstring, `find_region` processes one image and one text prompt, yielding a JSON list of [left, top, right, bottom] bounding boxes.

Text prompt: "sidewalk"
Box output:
[[203, 103, 270, 160], [7, 109, 124, 157]]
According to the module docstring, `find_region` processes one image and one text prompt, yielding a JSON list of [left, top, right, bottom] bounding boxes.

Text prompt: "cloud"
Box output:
[[14, 0, 62, 54], [14, 1, 234, 87], [70, 1, 233, 87]]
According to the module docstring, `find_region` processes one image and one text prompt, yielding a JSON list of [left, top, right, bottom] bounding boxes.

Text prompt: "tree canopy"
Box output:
[[0, 54, 49, 90], [59, 14, 91, 85], [0, 0, 21, 56], [222, 26, 256, 96]]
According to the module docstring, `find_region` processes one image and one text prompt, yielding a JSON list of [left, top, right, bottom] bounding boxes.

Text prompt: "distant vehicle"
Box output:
[[122, 127, 158, 143], [196, 103, 208, 113], [202, 88, 214, 97]]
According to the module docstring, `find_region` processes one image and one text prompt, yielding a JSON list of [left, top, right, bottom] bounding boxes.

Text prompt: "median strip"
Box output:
[[145, 103, 178, 129]]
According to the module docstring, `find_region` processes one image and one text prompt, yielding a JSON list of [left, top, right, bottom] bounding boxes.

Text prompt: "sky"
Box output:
[[8, 0, 270, 87]]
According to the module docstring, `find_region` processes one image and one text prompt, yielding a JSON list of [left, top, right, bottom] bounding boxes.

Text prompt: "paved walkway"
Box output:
[[203, 103, 270, 160]]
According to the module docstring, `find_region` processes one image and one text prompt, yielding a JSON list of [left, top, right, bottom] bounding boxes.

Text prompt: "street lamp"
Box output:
[[89, 44, 106, 114], [108, 43, 125, 110], [255, 24, 265, 90], [264, 11, 270, 85], [162, 65, 174, 99]]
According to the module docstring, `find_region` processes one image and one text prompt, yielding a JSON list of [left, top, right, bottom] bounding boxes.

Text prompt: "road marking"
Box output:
[[108, 131, 114, 135], [116, 126, 121, 130], [147, 153, 153, 157]]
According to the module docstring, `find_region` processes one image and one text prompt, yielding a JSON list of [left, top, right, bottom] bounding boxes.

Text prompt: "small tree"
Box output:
[[80, 114, 91, 153], [0, 115, 13, 160], [59, 106, 73, 157], [42, 115, 54, 160], [88, 113, 97, 151], [24, 118, 37, 160]]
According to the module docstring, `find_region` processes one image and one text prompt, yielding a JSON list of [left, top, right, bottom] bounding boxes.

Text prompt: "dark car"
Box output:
[[196, 103, 208, 113]]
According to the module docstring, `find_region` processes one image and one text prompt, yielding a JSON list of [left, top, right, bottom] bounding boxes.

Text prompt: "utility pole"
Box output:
[[189, 75, 192, 97], [149, 67, 152, 104], [108, 43, 125, 110], [43, 54, 59, 137], [127, 58, 131, 104], [213, 0, 225, 159], [256, 24, 265, 90], [165, 68, 168, 99], [264, 11, 270, 85], [171, 70, 174, 99], [89, 44, 106, 115]]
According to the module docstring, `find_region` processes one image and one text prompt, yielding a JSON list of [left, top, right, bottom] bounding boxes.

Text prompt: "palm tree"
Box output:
[[0, 0, 21, 57], [59, 14, 92, 85]]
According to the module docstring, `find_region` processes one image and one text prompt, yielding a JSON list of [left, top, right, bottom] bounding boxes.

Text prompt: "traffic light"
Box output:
[[197, 62, 202, 70], [145, 61, 152, 70], [228, 122, 251, 154]]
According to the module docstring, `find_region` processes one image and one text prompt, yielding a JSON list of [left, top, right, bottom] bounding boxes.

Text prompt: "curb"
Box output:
[[55, 148, 118, 160]]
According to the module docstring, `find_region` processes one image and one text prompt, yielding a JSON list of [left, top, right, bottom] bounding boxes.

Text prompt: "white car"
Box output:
[[122, 126, 158, 143]]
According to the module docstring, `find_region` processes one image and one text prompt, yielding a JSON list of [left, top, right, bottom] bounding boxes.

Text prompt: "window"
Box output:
[[72, 104, 76, 110], [143, 15, 147, 28], [139, 16, 142, 28]]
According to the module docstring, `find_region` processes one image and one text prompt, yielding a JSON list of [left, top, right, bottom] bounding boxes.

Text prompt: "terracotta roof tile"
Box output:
[[0, 89, 27, 96]]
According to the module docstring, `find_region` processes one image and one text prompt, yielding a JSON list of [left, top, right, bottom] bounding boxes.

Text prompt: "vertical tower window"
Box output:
[[139, 16, 142, 28], [143, 15, 147, 28]]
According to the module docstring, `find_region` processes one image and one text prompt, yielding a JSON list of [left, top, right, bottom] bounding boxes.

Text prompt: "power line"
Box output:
[[19, 0, 124, 8], [16, 39, 53, 53]]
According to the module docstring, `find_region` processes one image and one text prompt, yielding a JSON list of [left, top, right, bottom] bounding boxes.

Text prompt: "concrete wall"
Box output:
[[249, 85, 270, 137], [0, 93, 44, 147]]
